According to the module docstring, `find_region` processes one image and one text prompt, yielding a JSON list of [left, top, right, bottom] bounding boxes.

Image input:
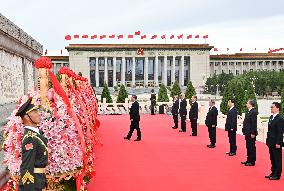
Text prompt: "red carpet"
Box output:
[[87, 114, 284, 191]]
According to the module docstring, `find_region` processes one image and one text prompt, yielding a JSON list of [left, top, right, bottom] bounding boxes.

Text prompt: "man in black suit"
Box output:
[[205, 99, 218, 148], [171, 95, 179, 129], [189, 95, 198, 136], [241, 99, 258, 166], [225, 99, 238, 156], [150, 89, 156, 115], [124, 95, 141, 141], [179, 93, 187, 132], [265, 102, 284, 180]]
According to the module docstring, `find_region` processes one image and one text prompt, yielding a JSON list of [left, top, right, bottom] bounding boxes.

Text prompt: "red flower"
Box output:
[[58, 67, 71, 75], [35, 57, 52, 69]]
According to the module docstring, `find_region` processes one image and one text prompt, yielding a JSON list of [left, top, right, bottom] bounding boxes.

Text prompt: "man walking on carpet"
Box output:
[[124, 95, 141, 141]]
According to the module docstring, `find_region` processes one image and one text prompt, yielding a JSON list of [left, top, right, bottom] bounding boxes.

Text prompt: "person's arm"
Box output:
[[212, 108, 218, 127], [250, 111, 257, 137], [232, 109, 238, 131], [275, 118, 284, 148], [20, 136, 37, 191]]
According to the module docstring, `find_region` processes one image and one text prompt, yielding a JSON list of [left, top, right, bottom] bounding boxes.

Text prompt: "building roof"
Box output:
[[66, 44, 214, 51], [210, 53, 284, 60], [47, 56, 69, 61]]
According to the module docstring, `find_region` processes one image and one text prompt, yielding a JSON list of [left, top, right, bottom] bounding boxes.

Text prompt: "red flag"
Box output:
[[65, 35, 71, 40], [82, 35, 88, 38], [109, 35, 115, 38], [240, 48, 243, 51], [45, 49, 47, 55], [117, 35, 123, 39], [100, 35, 106, 39], [177, 34, 183, 39], [128, 35, 134, 38], [135, 31, 141, 35], [203, 35, 208, 38], [187, 35, 192, 39], [91, 35, 97, 39], [195, 35, 199, 38], [141, 35, 146, 39], [214, 48, 218, 51], [170, 35, 175, 39], [74, 35, 80, 38], [151, 35, 157, 39], [161, 35, 166, 39], [254, 48, 257, 51]]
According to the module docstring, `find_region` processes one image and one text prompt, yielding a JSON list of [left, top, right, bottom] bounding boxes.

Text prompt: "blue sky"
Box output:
[[2, 0, 284, 55]]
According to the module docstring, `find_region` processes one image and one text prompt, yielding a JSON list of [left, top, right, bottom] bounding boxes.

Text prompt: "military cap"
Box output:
[[15, 97, 39, 117]]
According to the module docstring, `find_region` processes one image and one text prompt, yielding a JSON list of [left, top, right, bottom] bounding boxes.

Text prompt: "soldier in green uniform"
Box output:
[[15, 97, 48, 191]]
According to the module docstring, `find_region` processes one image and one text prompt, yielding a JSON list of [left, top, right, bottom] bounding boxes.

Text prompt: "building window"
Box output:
[[236, 70, 239, 75]]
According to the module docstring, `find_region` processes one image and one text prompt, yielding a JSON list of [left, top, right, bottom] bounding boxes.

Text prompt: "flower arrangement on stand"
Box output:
[[2, 57, 100, 191]]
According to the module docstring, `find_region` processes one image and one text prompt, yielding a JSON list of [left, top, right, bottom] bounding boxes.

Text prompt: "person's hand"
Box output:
[[131, 119, 133, 121], [212, 125, 215, 127], [231, 129, 234, 131], [251, 134, 255, 138], [276, 144, 281, 149]]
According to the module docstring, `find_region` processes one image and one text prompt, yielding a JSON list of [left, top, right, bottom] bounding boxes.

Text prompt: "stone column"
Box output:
[[241, 61, 244, 74], [95, 57, 99, 87], [171, 56, 176, 84], [276, 61, 280, 71], [154, 56, 159, 87], [113, 57, 117, 87], [162, 56, 167, 85], [179, 56, 184, 86], [132, 57, 136, 87], [104, 57, 108, 84], [144, 57, 149, 87], [121, 57, 126, 85], [269, 61, 272, 70], [234, 62, 237, 75]]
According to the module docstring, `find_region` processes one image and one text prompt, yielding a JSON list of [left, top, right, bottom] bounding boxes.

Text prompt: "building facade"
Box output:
[[63, 44, 212, 89], [210, 53, 284, 76]]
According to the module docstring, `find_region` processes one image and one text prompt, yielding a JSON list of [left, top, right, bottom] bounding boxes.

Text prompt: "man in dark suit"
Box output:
[[225, 99, 238, 156], [124, 95, 141, 141], [171, 95, 179, 129], [16, 98, 48, 191], [179, 93, 187, 132], [265, 102, 284, 180], [150, 89, 156, 115], [205, 99, 218, 148], [241, 99, 258, 166], [189, 95, 198, 136]]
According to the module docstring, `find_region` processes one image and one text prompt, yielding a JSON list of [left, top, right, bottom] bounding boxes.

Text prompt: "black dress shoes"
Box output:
[[134, 138, 141, 141], [123, 137, 130, 140], [207, 144, 215, 148], [269, 176, 280, 180], [179, 130, 185, 132], [241, 161, 248, 164], [228, 153, 236, 156], [172, 126, 178, 129], [245, 162, 255, 166], [265, 174, 273, 178], [226, 152, 230, 155]]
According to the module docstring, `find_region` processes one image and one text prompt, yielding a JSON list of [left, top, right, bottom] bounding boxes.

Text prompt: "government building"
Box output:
[[210, 53, 284, 76], [51, 44, 213, 91]]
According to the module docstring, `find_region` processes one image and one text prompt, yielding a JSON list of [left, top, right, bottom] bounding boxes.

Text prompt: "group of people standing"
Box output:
[[172, 96, 284, 180], [123, 93, 283, 180]]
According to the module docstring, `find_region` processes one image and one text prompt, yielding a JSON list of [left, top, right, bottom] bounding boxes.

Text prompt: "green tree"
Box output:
[[101, 82, 112, 103], [280, 89, 284, 117], [220, 80, 234, 114], [158, 84, 169, 102], [170, 81, 181, 98], [185, 81, 196, 99], [116, 85, 128, 103], [242, 82, 258, 112]]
